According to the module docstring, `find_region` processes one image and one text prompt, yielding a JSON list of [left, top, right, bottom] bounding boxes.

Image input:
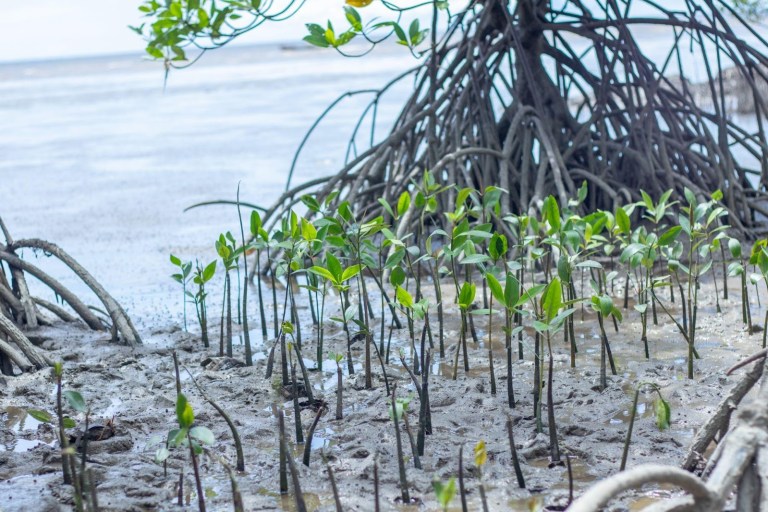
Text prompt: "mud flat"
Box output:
[[0, 273, 764, 511]]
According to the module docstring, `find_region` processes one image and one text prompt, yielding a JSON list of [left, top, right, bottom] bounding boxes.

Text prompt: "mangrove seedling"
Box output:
[[728, 237, 752, 334], [287, 339, 304, 444], [452, 281, 476, 379], [249, 210, 270, 340], [532, 276, 574, 464], [458, 444, 469, 512], [394, 283, 430, 377], [271, 403, 307, 512], [309, 252, 362, 375], [432, 477, 456, 512], [486, 271, 523, 408], [506, 416, 526, 489], [191, 259, 216, 348], [215, 233, 238, 358], [330, 352, 344, 420], [160, 394, 216, 512], [34, 363, 91, 509], [321, 450, 343, 512], [397, 395, 421, 470], [170, 254, 193, 331], [390, 383, 410, 503], [678, 188, 728, 378], [620, 382, 671, 470], [185, 366, 245, 471], [589, 293, 622, 391], [749, 240, 768, 347], [483, 232, 508, 395], [474, 440, 490, 512], [235, 186, 254, 366], [302, 404, 325, 467]]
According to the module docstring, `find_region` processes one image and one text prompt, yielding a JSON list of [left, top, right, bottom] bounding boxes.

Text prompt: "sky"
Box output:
[[0, 1, 438, 63]]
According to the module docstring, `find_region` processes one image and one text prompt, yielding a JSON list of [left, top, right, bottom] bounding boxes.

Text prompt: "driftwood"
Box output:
[[0, 216, 141, 375], [570, 351, 768, 511]]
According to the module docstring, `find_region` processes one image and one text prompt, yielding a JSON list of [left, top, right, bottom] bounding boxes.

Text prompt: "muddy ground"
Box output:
[[1, 274, 764, 512]]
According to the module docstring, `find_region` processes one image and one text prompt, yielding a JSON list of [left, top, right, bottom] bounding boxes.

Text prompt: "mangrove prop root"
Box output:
[[0, 312, 51, 369], [568, 464, 717, 512], [9, 238, 142, 345], [261, 1, 768, 240], [0, 250, 103, 330], [683, 354, 765, 472]]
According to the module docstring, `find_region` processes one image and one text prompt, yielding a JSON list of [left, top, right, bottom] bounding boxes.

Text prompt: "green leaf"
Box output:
[[458, 282, 476, 309], [397, 191, 411, 217], [658, 226, 682, 246], [486, 273, 504, 305], [615, 207, 631, 235], [301, 218, 317, 241], [389, 400, 404, 421], [396, 286, 414, 309], [341, 264, 362, 282], [378, 198, 395, 218], [203, 260, 217, 282], [344, 6, 362, 31], [170, 254, 181, 266], [728, 261, 744, 276], [543, 195, 561, 233], [598, 295, 613, 317], [541, 277, 562, 322], [684, 187, 696, 206], [64, 391, 87, 413], [620, 243, 647, 264], [390, 265, 407, 287], [300, 194, 321, 213], [27, 409, 52, 423], [326, 253, 343, 282], [655, 398, 671, 430], [63, 417, 77, 429], [461, 254, 491, 265], [433, 477, 456, 508], [504, 273, 520, 309], [577, 180, 588, 204], [729, 238, 742, 259], [308, 266, 336, 284], [515, 284, 545, 308], [640, 190, 655, 211], [190, 426, 215, 445], [155, 447, 171, 464], [489, 233, 507, 261], [549, 307, 575, 328], [456, 187, 474, 208]]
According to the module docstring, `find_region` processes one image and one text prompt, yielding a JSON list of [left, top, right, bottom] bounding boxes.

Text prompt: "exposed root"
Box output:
[[265, 0, 768, 237], [568, 464, 717, 512], [0, 313, 51, 370], [0, 216, 142, 374], [10, 239, 142, 346]]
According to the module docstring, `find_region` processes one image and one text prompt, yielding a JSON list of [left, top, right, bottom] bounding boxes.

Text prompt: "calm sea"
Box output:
[[0, 43, 415, 323]]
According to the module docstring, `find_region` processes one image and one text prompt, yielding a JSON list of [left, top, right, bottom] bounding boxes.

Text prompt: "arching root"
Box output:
[[0, 216, 142, 375]]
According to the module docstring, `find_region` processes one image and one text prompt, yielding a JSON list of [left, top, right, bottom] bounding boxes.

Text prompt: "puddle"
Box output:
[[11, 438, 54, 453], [4, 406, 45, 433]]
